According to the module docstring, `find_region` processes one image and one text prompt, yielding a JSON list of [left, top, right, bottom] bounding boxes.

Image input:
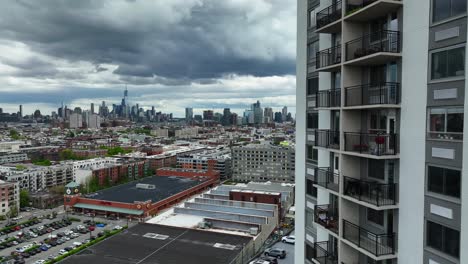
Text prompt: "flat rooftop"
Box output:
[[83, 176, 208, 204], [61, 223, 252, 264]]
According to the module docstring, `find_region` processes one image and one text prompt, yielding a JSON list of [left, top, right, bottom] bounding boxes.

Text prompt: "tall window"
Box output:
[[307, 145, 318, 163], [368, 159, 385, 180], [427, 166, 461, 198], [367, 208, 384, 226], [431, 46, 465, 80], [427, 221, 460, 258], [306, 179, 317, 198], [307, 112, 318, 129], [433, 0, 466, 23], [307, 78, 319, 96], [308, 41, 319, 61], [428, 107, 464, 140], [309, 9, 317, 28]]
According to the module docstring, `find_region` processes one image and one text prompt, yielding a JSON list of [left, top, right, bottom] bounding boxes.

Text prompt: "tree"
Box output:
[[7, 206, 18, 220], [49, 185, 65, 196], [19, 190, 30, 208]]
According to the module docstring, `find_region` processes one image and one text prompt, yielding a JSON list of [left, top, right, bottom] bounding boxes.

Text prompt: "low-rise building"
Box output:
[[0, 180, 19, 217], [177, 148, 232, 180], [0, 153, 28, 164]]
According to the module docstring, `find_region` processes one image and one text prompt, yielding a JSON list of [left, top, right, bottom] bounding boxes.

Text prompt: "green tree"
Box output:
[[9, 129, 20, 140], [49, 185, 65, 196], [20, 190, 30, 208], [7, 206, 18, 219]]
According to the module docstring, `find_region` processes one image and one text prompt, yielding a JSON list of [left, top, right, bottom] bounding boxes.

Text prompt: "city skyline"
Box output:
[[0, 0, 296, 118]]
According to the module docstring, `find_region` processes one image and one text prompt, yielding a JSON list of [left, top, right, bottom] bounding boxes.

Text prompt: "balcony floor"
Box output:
[[344, 52, 402, 66], [315, 63, 341, 72], [341, 150, 399, 160], [315, 19, 342, 34], [344, 0, 403, 22], [342, 104, 400, 110]]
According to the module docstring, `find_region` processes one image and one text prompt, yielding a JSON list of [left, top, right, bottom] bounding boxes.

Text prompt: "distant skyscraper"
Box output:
[[90, 103, 95, 114], [185, 108, 193, 121], [19, 105, 23, 118], [251, 100, 263, 124], [274, 112, 282, 123], [281, 106, 287, 121], [203, 110, 214, 120], [222, 108, 231, 126], [264, 107, 273, 123]]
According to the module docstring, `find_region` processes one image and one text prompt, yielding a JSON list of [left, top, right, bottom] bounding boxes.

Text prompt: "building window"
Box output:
[[307, 145, 318, 163], [427, 221, 460, 258], [433, 0, 466, 23], [306, 179, 317, 198], [307, 78, 319, 96], [367, 208, 384, 226], [368, 160, 385, 180], [308, 9, 316, 28], [308, 41, 319, 62], [428, 107, 463, 140], [431, 46, 465, 80], [427, 166, 461, 198], [307, 112, 318, 129]]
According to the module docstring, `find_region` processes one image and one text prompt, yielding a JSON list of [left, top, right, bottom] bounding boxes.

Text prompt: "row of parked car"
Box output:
[[0, 218, 42, 236]]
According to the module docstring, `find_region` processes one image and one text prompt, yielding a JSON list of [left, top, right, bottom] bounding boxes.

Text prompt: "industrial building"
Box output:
[[64, 168, 219, 220]]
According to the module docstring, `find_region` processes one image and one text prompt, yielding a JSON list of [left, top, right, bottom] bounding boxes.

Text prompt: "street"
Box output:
[[253, 230, 295, 264]]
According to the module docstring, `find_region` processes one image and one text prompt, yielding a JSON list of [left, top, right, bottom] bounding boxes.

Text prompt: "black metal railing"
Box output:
[[316, 45, 342, 69], [314, 204, 339, 234], [344, 82, 400, 106], [314, 167, 340, 192], [343, 176, 396, 206], [316, 89, 341, 108], [346, 0, 378, 15], [315, 130, 340, 150], [317, 0, 342, 29], [345, 30, 401, 61], [344, 132, 398, 156], [343, 219, 395, 256], [312, 241, 338, 264]]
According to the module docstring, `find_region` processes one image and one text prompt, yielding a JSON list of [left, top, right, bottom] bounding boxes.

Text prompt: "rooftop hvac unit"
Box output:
[[136, 183, 156, 190], [198, 221, 212, 229], [249, 227, 259, 236]]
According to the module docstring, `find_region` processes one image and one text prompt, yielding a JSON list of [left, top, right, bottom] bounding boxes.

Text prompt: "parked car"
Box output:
[[259, 256, 278, 264], [281, 235, 295, 244], [58, 249, 67, 255], [264, 248, 286, 259]]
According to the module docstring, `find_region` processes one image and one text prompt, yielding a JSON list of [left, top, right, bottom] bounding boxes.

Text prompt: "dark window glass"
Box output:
[[368, 160, 385, 180], [433, 0, 466, 23], [307, 112, 318, 129], [427, 221, 460, 258], [307, 78, 319, 95], [431, 47, 465, 80], [367, 208, 384, 226], [428, 166, 461, 198], [306, 179, 317, 197]]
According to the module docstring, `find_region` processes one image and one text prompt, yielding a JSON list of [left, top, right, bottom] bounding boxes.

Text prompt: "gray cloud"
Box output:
[[0, 0, 297, 116]]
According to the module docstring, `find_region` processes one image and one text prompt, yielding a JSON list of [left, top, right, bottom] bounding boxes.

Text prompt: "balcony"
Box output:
[[343, 219, 395, 256], [308, 241, 338, 264], [314, 204, 339, 234], [314, 167, 340, 193], [316, 45, 342, 72], [343, 176, 396, 206], [343, 132, 398, 157], [345, 30, 401, 65], [344, 82, 400, 108], [316, 0, 342, 33], [345, 0, 402, 22], [315, 130, 340, 150], [316, 89, 341, 108]]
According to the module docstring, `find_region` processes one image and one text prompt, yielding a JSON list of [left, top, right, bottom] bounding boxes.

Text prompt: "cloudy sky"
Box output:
[[0, 0, 296, 117]]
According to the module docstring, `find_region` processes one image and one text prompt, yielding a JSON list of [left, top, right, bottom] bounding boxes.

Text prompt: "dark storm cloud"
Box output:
[[0, 0, 295, 83]]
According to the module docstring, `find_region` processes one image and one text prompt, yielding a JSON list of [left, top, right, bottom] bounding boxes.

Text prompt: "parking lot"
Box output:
[[0, 211, 136, 264]]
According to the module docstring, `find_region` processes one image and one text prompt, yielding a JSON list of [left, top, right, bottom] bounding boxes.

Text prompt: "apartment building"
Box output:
[[232, 142, 295, 182], [296, 0, 467, 264], [177, 149, 232, 180], [0, 163, 74, 192], [0, 153, 28, 164], [0, 180, 19, 217]]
